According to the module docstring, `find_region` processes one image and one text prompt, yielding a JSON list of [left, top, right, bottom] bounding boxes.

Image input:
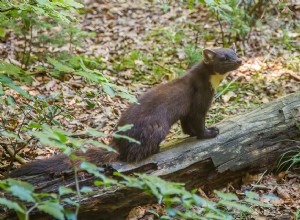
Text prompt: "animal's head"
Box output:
[[202, 46, 242, 74]]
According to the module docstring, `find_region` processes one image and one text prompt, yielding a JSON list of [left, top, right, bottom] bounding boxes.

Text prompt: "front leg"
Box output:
[[191, 116, 219, 139], [180, 117, 196, 137]]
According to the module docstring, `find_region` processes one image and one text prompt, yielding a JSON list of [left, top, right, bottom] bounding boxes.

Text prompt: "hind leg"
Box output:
[[123, 122, 168, 162]]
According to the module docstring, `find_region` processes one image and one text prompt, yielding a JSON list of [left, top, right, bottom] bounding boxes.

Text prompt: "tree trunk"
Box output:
[[2, 92, 300, 220]]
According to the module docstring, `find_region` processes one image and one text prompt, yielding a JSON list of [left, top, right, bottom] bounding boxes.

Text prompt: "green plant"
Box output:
[[295, 209, 300, 220], [117, 173, 272, 219], [277, 144, 300, 172], [0, 0, 83, 69], [0, 179, 75, 220], [45, 55, 137, 102], [184, 45, 203, 67]]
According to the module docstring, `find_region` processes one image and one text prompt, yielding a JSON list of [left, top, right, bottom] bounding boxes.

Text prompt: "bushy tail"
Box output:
[[8, 148, 119, 178]]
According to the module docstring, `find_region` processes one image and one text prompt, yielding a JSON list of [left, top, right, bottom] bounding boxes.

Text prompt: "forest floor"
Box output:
[[1, 1, 300, 219]]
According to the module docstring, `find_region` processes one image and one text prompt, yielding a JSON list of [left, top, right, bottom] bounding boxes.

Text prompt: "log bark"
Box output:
[[2, 92, 300, 220]]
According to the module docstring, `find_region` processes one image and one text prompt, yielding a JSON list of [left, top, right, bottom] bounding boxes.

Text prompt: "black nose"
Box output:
[[237, 59, 242, 65]]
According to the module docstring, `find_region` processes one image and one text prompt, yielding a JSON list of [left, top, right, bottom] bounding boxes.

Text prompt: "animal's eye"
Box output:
[[221, 56, 227, 61]]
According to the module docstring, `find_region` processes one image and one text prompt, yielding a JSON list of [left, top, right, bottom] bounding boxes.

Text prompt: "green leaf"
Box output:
[[113, 134, 140, 144], [117, 92, 138, 103], [85, 139, 116, 152], [9, 185, 35, 203], [221, 4, 233, 12], [0, 62, 21, 76], [64, 0, 84, 8], [0, 77, 32, 99], [86, 127, 108, 137], [47, 57, 74, 73], [36, 0, 49, 6], [5, 95, 15, 106], [245, 198, 273, 208], [117, 124, 134, 132], [0, 198, 25, 214], [62, 198, 79, 206], [28, 122, 43, 129], [146, 209, 159, 217], [102, 83, 115, 97], [38, 201, 64, 220], [245, 191, 259, 199], [0, 84, 4, 95], [54, 131, 68, 143], [80, 186, 93, 193], [215, 191, 238, 201], [64, 210, 77, 220], [80, 161, 103, 176], [0, 28, 5, 38], [58, 186, 75, 196], [219, 200, 252, 212], [0, 131, 24, 142]]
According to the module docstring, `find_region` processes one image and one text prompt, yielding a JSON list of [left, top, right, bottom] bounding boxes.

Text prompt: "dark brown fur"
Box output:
[[9, 48, 242, 177]]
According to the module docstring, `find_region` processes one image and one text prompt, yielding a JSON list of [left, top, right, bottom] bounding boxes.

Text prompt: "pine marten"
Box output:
[[9, 47, 242, 177]]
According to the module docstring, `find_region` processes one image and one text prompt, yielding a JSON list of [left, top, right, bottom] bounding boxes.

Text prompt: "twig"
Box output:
[[25, 22, 33, 69], [22, 29, 27, 69], [74, 166, 81, 217], [0, 143, 27, 164], [249, 0, 263, 16], [153, 61, 176, 76], [69, 30, 73, 54], [215, 10, 225, 46], [18, 108, 29, 137], [287, 72, 300, 81], [0, 7, 16, 12], [213, 76, 239, 102]]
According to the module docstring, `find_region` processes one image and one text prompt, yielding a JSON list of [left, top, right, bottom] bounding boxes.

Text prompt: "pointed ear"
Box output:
[[203, 49, 217, 64], [230, 44, 236, 53]]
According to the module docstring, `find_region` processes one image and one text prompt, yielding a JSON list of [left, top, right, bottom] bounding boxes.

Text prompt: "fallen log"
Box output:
[[2, 92, 300, 220]]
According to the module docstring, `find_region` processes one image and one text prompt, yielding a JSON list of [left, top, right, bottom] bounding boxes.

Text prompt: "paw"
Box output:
[[198, 127, 219, 139], [207, 126, 219, 135]]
